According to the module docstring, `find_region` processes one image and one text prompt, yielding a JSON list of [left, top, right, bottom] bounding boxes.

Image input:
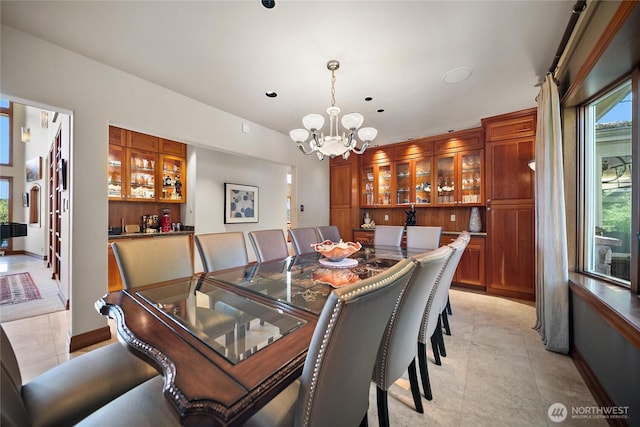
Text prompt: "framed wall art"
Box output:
[[26, 157, 42, 182], [224, 183, 258, 223]]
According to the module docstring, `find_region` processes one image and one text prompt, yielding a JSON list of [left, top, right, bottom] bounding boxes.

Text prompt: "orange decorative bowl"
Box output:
[[311, 240, 362, 262]]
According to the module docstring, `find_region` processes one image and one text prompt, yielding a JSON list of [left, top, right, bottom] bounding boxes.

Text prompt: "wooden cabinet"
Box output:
[[441, 234, 485, 289], [360, 147, 394, 207], [434, 149, 484, 206], [482, 108, 536, 301], [353, 229, 375, 246], [108, 126, 186, 203], [107, 241, 124, 292], [128, 148, 158, 201], [361, 163, 393, 206], [329, 155, 360, 241], [107, 144, 125, 200], [393, 139, 434, 207], [159, 154, 186, 203]]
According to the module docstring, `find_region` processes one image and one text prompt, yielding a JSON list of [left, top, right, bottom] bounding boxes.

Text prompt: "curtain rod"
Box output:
[[548, 0, 588, 76]]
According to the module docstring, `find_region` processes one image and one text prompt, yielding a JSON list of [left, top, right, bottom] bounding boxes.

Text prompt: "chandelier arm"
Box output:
[[296, 142, 316, 155], [351, 141, 370, 155], [310, 131, 323, 148], [344, 130, 356, 147]]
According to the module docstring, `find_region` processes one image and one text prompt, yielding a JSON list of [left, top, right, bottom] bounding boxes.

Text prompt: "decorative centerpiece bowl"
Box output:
[[311, 240, 362, 262]]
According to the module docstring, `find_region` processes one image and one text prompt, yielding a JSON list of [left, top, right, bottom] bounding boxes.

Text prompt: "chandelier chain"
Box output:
[[330, 69, 336, 107]]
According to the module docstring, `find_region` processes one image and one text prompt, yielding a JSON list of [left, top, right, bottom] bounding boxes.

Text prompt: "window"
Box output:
[[1, 99, 11, 166], [581, 80, 633, 285], [0, 177, 11, 250]]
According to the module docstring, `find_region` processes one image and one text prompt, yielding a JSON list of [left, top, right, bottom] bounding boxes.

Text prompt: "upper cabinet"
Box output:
[[108, 126, 186, 203], [434, 149, 484, 206], [358, 129, 483, 208], [360, 147, 394, 207], [159, 154, 186, 203]]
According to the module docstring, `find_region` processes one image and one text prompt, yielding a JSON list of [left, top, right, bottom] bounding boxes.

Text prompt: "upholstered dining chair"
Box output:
[[405, 226, 442, 250], [243, 258, 417, 427], [195, 231, 249, 272], [316, 225, 341, 243], [288, 227, 320, 256], [1, 326, 159, 427], [112, 234, 236, 344], [111, 234, 194, 289], [195, 231, 258, 337], [406, 225, 447, 320], [417, 231, 470, 400], [374, 225, 405, 247], [248, 229, 290, 263], [373, 245, 453, 427]]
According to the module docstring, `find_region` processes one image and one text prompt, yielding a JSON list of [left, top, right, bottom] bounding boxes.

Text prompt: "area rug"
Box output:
[[0, 272, 42, 305]]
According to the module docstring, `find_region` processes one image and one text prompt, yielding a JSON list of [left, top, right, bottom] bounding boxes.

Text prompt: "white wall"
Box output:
[[1, 25, 329, 341], [191, 147, 289, 270]]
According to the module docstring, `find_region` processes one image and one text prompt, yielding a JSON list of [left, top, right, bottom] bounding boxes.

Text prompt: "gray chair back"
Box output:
[[288, 227, 320, 255], [373, 245, 453, 390], [295, 258, 416, 427], [248, 229, 289, 263], [406, 226, 442, 250], [374, 225, 404, 247], [316, 225, 341, 243], [419, 231, 470, 344], [111, 234, 193, 289], [195, 232, 248, 272], [1, 326, 158, 427]]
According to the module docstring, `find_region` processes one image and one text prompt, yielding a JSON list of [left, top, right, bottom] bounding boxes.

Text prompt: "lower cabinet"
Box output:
[[107, 240, 125, 292], [441, 234, 485, 290], [353, 229, 375, 246], [352, 229, 486, 290]]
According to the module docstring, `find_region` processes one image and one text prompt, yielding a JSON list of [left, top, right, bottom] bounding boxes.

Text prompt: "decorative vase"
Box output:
[[469, 207, 481, 232]]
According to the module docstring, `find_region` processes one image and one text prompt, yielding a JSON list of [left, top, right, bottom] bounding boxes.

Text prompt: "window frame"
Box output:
[[577, 72, 639, 294], [0, 101, 13, 167]]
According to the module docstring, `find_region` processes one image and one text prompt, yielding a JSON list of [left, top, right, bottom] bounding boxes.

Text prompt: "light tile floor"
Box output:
[[2, 278, 606, 426]]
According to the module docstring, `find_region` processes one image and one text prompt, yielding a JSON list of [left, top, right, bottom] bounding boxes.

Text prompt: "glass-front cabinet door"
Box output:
[[361, 163, 393, 206], [128, 149, 157, 201], [435, 150, 483, 206], [460, 151, 483, 204], [378, 164, 392, 206], [395, 162, 411, 205], [415, 158, 432, 205], [362, 166, 375, 206], [108, 145, 125, 200], [159, 154, 186, 203], [436, 155, 456, 205]]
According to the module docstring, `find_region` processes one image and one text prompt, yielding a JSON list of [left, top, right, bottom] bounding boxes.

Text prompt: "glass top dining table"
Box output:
[[96, 245, 424, 425], [200, 245, 415, 316]]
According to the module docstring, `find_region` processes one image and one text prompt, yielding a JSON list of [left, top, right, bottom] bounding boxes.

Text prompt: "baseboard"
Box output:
[[69, 326, 112, 352], [570, 346, 629, 427]]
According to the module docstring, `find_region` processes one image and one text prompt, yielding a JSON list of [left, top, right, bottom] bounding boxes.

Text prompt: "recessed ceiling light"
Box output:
[[364, 97, 373, 102], [261, 0, 275, 9], [442, 67, 473, 84], [265, 91, 277, 98], [377, 109, 384, 113]]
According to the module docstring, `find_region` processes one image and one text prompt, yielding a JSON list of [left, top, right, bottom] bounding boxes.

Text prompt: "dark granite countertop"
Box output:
[[108, 230, 194, 240]]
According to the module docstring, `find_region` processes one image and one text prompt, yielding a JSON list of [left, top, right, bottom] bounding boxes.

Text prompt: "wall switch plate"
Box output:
[[450, 214, 456, 222], [384, 214, 389, 221]]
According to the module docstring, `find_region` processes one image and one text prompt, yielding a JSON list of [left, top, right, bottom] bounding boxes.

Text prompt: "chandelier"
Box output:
[[289, 60, 377, 160]]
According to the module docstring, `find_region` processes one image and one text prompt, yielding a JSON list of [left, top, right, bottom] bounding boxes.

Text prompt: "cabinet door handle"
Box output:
[[486, 198, 491, 205]]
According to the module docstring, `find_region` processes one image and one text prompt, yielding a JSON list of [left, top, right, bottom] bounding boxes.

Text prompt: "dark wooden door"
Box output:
[[483, 109, 536, 301]]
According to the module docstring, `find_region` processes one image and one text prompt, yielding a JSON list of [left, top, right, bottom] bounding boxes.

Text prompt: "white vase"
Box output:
[[469, 207, 481, 232]]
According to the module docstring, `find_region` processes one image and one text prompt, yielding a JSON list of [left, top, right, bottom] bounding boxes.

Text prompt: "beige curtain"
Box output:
[[533, 74, 569, 354]]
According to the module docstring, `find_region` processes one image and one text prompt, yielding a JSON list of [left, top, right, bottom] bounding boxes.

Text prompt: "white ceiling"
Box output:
[[1, 1, 573, 146]]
